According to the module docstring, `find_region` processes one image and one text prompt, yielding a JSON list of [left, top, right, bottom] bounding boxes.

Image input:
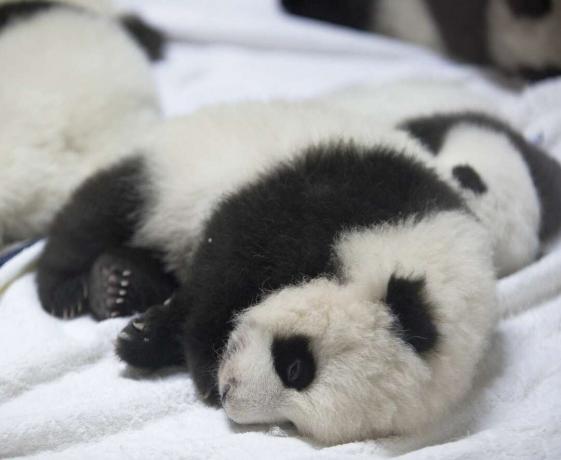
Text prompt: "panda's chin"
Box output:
[[223, 400, 284, 426]]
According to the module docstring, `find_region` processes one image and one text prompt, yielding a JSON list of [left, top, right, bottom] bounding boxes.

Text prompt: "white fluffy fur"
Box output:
[[218, 211, 496, 444], [488, 0, 561, 71], [321, 79, 495, 125], [0, 2, 159, 245]]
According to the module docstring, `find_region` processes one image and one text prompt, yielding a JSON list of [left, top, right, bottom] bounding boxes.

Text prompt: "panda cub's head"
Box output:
[[217, 228, 495, 445], [218, 278, 398, 442]]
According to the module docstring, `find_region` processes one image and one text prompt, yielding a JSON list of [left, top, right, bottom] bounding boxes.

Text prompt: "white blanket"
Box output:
[[2, 1, 561, 458]]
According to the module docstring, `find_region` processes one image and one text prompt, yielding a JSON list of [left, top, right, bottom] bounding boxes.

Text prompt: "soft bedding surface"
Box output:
[[2, 1, 561, 458]]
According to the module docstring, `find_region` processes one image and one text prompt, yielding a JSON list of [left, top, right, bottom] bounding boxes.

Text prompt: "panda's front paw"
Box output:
[[116, 301, 183, 369]]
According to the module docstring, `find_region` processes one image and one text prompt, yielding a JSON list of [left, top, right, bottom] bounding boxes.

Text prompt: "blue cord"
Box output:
[[0, 239, 40, 268]]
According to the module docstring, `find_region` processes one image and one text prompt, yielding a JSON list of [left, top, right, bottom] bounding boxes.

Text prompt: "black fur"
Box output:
[[37, 157, 149, 319], [118, 143, 465, 401], [272, 335, 316, 391], [0, 0, 61, 34], [116, 302, 186, 369], [423, 0, 489, 64], [120, 14, 166, 62], [519, 66, 561, 82], [507, 0, 552, 18], [280, 0, 489, 64], [385, 275, 438, 353], [280, 0, 374, 30], [400, 112, 561, 240], [452, 165, 487, 194]]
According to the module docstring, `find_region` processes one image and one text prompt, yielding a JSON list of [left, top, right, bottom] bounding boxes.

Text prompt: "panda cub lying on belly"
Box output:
[[37, 100, 561, 444]]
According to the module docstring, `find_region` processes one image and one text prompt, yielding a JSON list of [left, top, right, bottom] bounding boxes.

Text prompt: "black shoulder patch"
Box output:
[[384, 275, 438, 354], [399, 116, 450, 154], [272, 335, 316, 391], [452, 165, 487, 194], [0, 1, 62, 34], [280, 0, 373, 30], [120, 14, 166, 62]]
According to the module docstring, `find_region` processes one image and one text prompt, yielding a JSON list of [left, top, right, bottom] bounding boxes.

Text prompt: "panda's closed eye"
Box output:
[[287, 359, 302, 382], [272, 335, 316, 390]]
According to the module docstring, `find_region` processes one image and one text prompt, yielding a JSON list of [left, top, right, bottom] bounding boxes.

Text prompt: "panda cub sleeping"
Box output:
[[37, 100, 561, 444]]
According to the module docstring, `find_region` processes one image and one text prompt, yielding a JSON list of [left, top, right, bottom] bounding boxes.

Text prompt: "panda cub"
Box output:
[[281, 0, 561, 80], [37, 99, 561, 444], [0, 0, 164, 248]]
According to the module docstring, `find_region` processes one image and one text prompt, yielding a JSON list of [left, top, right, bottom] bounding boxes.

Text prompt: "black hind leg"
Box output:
[[88, 247, 177, 320], [37, 157, 147, 319], [116, 298, 186, 369]]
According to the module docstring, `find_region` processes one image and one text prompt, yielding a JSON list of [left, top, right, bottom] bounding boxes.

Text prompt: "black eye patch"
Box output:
[[452, 165, 487, 195], [385, 275, 438, 354], [272, 335, 316, 391]]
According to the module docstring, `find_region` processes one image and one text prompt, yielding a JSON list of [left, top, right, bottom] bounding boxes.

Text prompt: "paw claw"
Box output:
[[110, 310, 120, 318], [119, 289, 127, 296], [118, 331, 132, 340], [122, 270, 131, 277], [132, 318, 145, 331], [120, 280, 129, 287]]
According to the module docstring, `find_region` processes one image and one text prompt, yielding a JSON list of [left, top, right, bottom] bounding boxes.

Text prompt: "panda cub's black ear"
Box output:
[[384, 274, 438, 354]]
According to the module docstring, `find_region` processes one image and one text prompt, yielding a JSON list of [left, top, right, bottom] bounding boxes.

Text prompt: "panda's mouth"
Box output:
[[220, 382, 232, 405]]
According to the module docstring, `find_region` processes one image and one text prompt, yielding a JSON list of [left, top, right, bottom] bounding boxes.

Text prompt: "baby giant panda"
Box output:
[[36, 90, 561, 443], [0, 0, 163, 248], [281, 0, 561, 80]]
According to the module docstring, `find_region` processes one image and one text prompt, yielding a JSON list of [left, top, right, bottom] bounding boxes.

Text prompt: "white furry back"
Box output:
[[0, 6, 159, 244]]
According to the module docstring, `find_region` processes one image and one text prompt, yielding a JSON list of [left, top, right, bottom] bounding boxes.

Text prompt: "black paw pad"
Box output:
[[88, 256, 137, 320], [116, 303, 183, 369], [87, 248, 177, 320]]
